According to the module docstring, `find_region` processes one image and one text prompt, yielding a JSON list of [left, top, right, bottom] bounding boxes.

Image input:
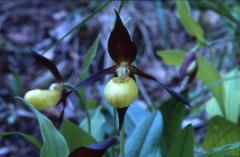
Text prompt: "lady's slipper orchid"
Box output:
[[24, 51, 68, 124], [75, 10, 190, 130]]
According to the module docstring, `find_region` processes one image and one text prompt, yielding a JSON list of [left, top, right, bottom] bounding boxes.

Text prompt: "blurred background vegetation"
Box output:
[[0, 0, 239, 157]]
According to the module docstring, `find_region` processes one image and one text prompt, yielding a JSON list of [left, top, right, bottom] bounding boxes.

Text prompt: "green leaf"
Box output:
[[167, 125, 194, 157], [125, 111, 163, 157], [78, 36, 100, 81], [60, 120, 96, 152], [80, 107, 106, 141], [0, 131, 42, 149], [206, 97, 224, 119], [160, 98, 186, 150], [223, 69, 240, 123], [176, 0, 206, 44], [157, 50, 225, 113], [206, 69, 240, 123], [125, 102, 150, 136], [16, 97, 69, 157], [198, 141, 240, 157], [202, 116, 240, 157]]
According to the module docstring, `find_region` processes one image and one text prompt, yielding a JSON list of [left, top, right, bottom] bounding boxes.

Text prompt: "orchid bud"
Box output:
[[104, 77, 138, 108], [179, 53, 198, 84], [24, 83, 62, 110]]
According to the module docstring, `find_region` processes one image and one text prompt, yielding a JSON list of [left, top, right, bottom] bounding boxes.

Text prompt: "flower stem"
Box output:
[[120, 123, 125, 157], [111, 109, 117, 157]]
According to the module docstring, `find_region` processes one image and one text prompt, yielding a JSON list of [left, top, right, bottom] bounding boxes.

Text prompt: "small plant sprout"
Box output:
[[74, 10, 190, 130]]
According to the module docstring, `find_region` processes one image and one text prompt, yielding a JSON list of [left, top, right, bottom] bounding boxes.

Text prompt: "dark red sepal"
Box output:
[[117, 107, 128, 131], [31, 50, 64, 83], [129, 65, 191, 108], [69, 136, 119, 157], [108, 10, 137, 64], [75, 65, 117, 89], [179, 53, 198, 84]]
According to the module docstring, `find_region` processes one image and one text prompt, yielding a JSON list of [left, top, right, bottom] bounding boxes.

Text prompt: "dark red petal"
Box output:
[[69, 136, 119, 157], [129, 65, 190, 107], [179, 53, 198, 84], [117, 107, 128, 131], [107, 10, 137, 64], [75, 65, 117, 89], [31, 50, 64, 83]]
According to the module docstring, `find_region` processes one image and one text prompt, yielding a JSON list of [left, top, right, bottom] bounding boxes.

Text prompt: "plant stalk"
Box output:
[[120, 123, 125, 157], [111, 109, 117, 157]]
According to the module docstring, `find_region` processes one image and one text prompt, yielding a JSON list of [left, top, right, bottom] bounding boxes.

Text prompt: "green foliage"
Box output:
[[167, 125, 194, 157], [157, 50, 225, 113], [80, 107, 106, 141], [176, 0, 206, 44], [160, 98, 186, 150], [223, 69, 240, 123], [198, 142, 240, 157], [190, 0, 240, 27], [17, 97, 69, 157], [202, 116, 240, 157], [60, 120, 96, 152], [125, 111, 163, 157], [78, 36, 100, 81], [206, 68, 240, 123], [0, 131, 42, 149]]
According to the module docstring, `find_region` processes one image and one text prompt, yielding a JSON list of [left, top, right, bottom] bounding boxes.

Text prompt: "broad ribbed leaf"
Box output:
[[125, 111, 163, 157], [60, 120, 96, 152], [202, 116, 240, 157], [157, 50, 224, 113], [176, 0, 206, 43], [16, 97, 69, 157], [108, 10, 137, 64], [78, 36, 100, 81], [80, 107, 106, 141], [0, 131, 42, 149], [199, 142, 240, 157], [223, 69, 240, 123], [167, 125, 194, 157], [69, 136, 118, 157], [160, 98, 186, 150]]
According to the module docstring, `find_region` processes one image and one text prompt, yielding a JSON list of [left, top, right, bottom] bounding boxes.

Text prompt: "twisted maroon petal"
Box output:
[[129, 65, 190, 107], [69, 136, 119, 157], [31, 50, 64, 83]]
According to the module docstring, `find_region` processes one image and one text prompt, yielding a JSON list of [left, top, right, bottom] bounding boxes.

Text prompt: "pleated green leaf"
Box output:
[[16, 97, 69, 157], [0, 131, 42, 149], [125, 111, 163, 157], [176, 0, 206, 44], [160, 98, 186, 150], [167, 125, 194, 157], [202, 116, 240, 157], [60, 120, 96, 152]]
